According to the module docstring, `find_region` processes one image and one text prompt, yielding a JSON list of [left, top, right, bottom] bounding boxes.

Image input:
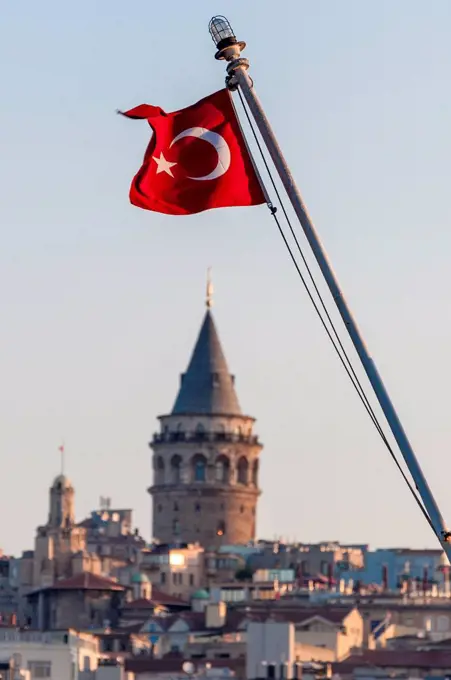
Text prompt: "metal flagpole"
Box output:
[[208, 16, 451, 559]]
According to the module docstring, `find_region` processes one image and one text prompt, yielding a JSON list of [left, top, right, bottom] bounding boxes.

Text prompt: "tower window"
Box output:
[[170, 455, 182, 484], [195, 423, 206, 441], [192, 455, 207, 482], [215, 455, 230, 483], [195, 503, 201, 513], [155, 456, 165, 483], [173, 502, 179, 512], [217, 520, 226, 537], [215, 424, 226, 441], [237, 457, 249, 485]]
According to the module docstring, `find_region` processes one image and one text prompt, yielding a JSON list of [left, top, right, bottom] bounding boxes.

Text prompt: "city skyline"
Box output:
[[3, 0, 451, 555]]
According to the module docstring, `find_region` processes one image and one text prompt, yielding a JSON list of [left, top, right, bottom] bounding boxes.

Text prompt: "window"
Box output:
[[170, 455, 182, 484], [217, 520, 226, 537], [189, 573, 195, 586], [161, 572, 166, 584], [28, 662, 52, 678], [157, 504, 162, 513], [252, 459, 259, 485], [192, 455, 207, 482], [237, 457, 249, 484], [173, 502, 179, 512], [240, 505, 244, 514], [195, 503, 201, 513], [173, 573, 177, 585], [173, 519, 180, 536], [195, 423, 206, 440], [215, 424, 226, 440], [155, 456, 165, 483], [215, 455, 230, 483]]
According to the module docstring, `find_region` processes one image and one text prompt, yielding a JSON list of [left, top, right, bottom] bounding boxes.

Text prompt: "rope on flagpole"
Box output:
[[234, 88, 437, 537]]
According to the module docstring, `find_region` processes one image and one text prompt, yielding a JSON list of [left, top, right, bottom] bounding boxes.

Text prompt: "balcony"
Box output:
[[152, 432, 260, 445]]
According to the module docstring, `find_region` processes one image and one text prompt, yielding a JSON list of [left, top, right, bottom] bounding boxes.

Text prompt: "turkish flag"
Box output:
[[120, 89, 265, 215]]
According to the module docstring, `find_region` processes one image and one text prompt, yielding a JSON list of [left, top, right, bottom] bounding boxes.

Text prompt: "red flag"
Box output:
[[120, 89, 265, 215]]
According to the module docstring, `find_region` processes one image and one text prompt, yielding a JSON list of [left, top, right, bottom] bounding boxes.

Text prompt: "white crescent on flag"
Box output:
[[169, 127, 231, 181]]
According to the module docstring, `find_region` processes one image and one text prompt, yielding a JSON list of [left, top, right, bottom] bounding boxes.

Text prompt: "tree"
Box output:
[[235, 567, 253, 581]]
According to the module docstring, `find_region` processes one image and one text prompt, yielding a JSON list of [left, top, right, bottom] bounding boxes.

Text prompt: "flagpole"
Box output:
[[208, 17, 451, 559]]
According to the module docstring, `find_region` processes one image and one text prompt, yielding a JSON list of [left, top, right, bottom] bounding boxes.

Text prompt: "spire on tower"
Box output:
[[171, 279, 241, 416], [206, 267, 214, 309]]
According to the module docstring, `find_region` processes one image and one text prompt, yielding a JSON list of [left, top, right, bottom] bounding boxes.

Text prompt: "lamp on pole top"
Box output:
[[208, 16, 246, 60]]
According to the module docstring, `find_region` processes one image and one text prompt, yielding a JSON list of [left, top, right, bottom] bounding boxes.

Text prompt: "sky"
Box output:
[[2, 0, 451, 556]]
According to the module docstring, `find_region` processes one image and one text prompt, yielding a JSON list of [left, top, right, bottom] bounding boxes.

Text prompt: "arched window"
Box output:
[[195, 423, 206, 441], [175, 423, 184, 441], [170, 455, 182, 484], [215, 455, 230, 483], [252, 459, 259, 486], [217, 520, 226, 537], [192, 454, 207, 482], [237, 457, 249, 485], [154, 456, 165, 484], [215, 424, 226, 441]]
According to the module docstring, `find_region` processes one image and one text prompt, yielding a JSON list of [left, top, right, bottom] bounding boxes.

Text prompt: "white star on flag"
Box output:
[[152, 151, 177, 177]]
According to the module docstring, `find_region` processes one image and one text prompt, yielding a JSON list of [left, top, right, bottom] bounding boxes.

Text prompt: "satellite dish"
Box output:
[[182, 662, 195, 675]]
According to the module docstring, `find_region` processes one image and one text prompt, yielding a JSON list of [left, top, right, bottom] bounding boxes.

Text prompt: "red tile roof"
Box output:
[[123, 591, 189, 609], [41, 572, 125, 592], [333, 649, 451, 672], [139, 606, 353, 635]]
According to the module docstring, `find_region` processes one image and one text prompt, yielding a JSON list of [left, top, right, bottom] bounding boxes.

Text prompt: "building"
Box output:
[[26, 573, 127, 630], [139, 544, 205, 600], [79, 504, 146, 569], [149, 286, 263, 549], [0, 628, 100, 678], [247, 541, 366, 580]]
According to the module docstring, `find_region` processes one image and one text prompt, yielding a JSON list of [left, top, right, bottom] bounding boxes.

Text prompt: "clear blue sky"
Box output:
[[2, 0, 451, 556]]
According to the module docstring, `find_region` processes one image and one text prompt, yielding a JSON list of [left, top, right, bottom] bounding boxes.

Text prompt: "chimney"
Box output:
[[205, 601, 227, 628]]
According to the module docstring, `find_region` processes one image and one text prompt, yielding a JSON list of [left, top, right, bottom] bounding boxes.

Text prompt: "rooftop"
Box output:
[[171, 309, 242, 417]]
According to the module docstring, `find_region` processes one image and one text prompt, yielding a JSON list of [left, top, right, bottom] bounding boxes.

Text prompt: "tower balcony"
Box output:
[[151, 431, 260, 445]]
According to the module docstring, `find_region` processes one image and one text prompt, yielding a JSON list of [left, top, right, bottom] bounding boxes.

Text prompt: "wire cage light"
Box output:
[[208, 16, 236, 48]]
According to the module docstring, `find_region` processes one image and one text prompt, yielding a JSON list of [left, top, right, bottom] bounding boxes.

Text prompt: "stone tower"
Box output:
[[33, 474, 86, 587], [149, 285, 262, 548], [48, 474, 75, 529]]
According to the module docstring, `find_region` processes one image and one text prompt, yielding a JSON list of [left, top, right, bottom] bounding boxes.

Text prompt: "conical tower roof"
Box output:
[[172, 309, 242, 416]]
